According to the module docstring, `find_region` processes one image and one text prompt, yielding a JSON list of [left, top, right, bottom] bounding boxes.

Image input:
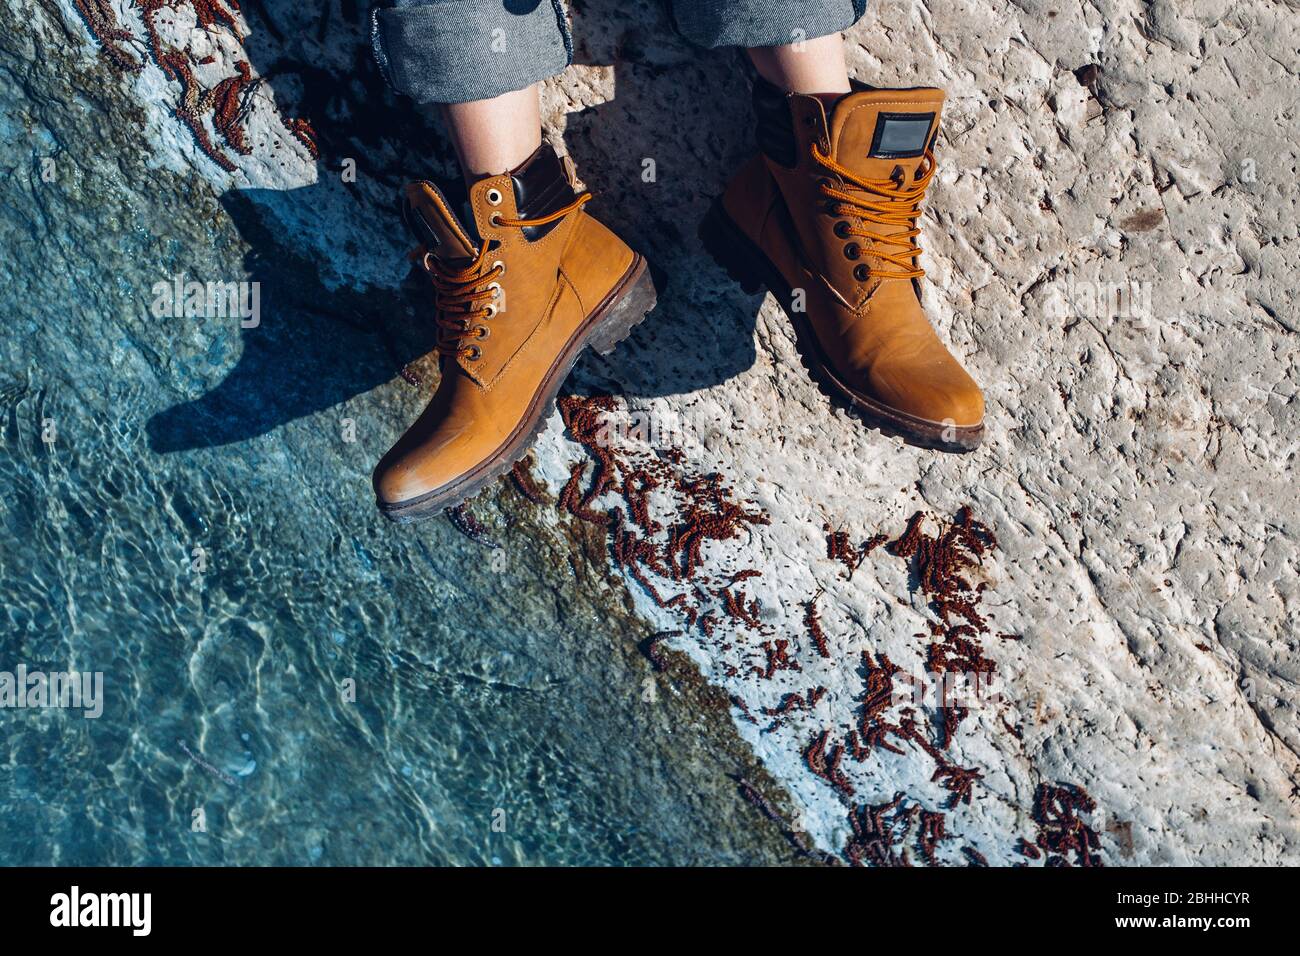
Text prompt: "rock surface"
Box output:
[[19, 0, 1300, 864]]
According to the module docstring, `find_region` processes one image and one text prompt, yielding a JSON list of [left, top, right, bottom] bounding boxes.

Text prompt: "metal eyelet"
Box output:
[[474, 325, 490, 339], [854, 264, 871, 281], [483, 303, 498, 319], [465, 345, 482, 361], [488, 212, 502, 227], [833, 221, 852, 239], [421, 252, 435, 271], [843, 242, 861, 260], [485, 188, 503, 206], [491, 260, 505, 276], [486, 281, 502, 299]]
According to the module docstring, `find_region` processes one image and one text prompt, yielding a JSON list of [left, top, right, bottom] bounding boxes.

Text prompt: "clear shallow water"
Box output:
[[0, 2, 793, 866]]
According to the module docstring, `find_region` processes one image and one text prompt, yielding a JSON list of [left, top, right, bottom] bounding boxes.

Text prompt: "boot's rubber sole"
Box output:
[[377, 254, 657, 524], [699, 199, 984, 453]]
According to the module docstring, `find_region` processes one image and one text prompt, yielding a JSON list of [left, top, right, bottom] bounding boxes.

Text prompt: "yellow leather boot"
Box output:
[[704, 78, 984, 450], [374, 144, 656, 521]]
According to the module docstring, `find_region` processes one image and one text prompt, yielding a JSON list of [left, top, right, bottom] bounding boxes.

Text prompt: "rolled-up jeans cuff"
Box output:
[[371, 1, 572, 104], [670, 0, 867, 49]]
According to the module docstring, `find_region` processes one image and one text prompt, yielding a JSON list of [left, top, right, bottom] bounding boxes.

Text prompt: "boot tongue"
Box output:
[[826, 87, 945, 182], [401, 180, 479, 267]]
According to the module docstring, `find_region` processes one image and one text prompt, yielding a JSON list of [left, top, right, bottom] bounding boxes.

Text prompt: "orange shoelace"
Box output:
[[424, 192, 591, 360], [812, 144, 936, 280]]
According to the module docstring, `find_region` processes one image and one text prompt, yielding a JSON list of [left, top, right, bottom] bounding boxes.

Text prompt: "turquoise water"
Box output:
[[0, 1, 793, 866]]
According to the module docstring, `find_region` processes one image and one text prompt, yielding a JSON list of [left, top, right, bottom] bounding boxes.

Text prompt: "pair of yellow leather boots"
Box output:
[[374, 81, 984, 523]]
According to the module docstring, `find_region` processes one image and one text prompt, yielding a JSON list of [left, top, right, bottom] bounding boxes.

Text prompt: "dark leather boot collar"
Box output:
[[509, 143, 576, 241], [752, 76, 877, 168], [752, 75, 798, 168]]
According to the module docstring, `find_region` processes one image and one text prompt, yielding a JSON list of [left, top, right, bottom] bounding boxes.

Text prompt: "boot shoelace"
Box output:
[[424, 192, 591, 361], [811, 143, 936, 281]]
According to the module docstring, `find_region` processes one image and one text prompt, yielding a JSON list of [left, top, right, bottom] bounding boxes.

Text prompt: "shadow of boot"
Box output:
[[145, 184, 438, 452], [553, 2, 771, 399]]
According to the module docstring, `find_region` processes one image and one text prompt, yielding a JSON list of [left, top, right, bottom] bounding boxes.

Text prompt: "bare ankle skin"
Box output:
[[440, 84, 543, 184], [746, 32, 852, 96]]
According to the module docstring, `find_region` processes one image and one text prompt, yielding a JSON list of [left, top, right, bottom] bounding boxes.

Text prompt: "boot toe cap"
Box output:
[[372, 428, 475, 509], [372, 452, 436, 508], [869, 359, 985, 429]]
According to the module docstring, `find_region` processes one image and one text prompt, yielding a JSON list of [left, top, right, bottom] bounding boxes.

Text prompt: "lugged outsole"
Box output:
[[378, 255, 658, 525], [698, 198, 984, 454]]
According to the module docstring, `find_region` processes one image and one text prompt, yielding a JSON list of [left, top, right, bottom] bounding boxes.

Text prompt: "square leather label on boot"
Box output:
[[868, 113, 935, 159]]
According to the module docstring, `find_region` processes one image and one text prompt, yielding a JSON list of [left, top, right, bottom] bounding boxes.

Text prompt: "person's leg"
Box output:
[[371, 1, 561, 181], [441, 85, 542, 181], [371, 0, 569, 106], [369, 2, 657, 520], [667, 0, 864, 71], [679, 1, 987, 450], [746, 32, 850, 97]]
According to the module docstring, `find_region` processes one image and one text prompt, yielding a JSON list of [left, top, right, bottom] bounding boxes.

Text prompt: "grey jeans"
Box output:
[[371, 1, 867, 104]]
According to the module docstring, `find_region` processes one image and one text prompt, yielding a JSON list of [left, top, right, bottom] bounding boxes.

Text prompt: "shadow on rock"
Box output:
[[561, 8, 769, 399], [146, 186, 437, 453], [147, 0, 451, 452]]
